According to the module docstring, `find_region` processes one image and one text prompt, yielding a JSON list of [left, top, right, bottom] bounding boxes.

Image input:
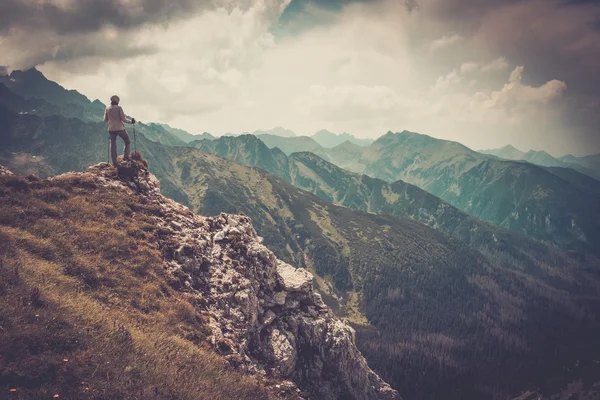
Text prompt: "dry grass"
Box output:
[[0, 172, 275, 399]]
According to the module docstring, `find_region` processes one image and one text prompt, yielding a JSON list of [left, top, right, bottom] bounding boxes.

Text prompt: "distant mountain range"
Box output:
[[222, 128, 375, 150], [244, 134, 331, 160], [560, 153, 600, 172], [254, 126, 297, 138], [352, 132, 600, 252], [194, 133, 600, 254], [3, 68, 600, 399], [480, 145, 600, 180], [156, 123, 215, 143], [191, 135, 519, 252], [311, 129, 374, 148]]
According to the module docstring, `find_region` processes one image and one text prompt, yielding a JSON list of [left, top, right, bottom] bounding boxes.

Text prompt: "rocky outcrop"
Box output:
[[68, 161, 399, 400], [0, 165, 14, 176]]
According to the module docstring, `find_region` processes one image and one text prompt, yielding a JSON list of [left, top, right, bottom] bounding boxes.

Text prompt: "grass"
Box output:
[[0, 172, 277, 400]]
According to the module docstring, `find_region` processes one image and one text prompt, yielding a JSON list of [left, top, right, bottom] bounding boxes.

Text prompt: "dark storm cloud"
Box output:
[[10, 36, 158, 72], [0, 0, 222, 70], [0, 0, 211, 35]]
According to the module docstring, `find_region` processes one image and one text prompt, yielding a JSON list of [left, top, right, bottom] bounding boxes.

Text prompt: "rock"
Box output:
[[79, 160, 400, 400], [285, 300, 299, 309], [313, 293, 326, 308], [170, 220, 182, 231], [227, 216, 239, 227], [276, 261, 313, 294], [273, 291, 287, 306], [214, 231, 225, 242], [0, 165, 14, 176], [270, 329, 297, 376], [263, 310, 276, 326]]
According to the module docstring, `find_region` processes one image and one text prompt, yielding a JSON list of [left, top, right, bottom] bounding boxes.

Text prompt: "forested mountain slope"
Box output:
[[480, 145, 599, 181], [194, 135, 600, 251], [108, 142, 600, 400], [356, 131, 600, 253]]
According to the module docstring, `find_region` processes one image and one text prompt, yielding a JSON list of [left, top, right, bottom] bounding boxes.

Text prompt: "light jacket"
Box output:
[[104, 105, 132, 132]]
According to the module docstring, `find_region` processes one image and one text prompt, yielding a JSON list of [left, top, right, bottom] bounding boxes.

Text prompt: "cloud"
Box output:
[[0, 0, 291, 70], [0, 0, 207, 35], [432, 70, 461, 92], [1, 0, 595, 155], [308, 84, 413, 121], [460, 62, 479, 73], [460, 57, 510, 74], [480, 57, 509, 72], [428, 33, 463, 51], [434, 66, 567, 125]]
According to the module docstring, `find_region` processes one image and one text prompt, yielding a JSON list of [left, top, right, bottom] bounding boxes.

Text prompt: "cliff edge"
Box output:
[[0, 158, 399, 400]]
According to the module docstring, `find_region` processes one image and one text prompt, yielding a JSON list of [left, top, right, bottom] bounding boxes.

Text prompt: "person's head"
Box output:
[[110, 95, 120, 106]]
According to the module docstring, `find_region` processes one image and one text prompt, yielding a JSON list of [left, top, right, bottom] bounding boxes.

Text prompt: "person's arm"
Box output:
[[119, 106, 133, 124], [104, 108, 109, 123]]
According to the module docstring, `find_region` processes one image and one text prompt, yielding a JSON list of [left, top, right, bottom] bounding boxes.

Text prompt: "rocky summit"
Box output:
[[62, 159, 399, 400]]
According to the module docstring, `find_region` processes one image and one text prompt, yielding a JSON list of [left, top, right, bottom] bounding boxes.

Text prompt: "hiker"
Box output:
[[104, 95, 136, 167]]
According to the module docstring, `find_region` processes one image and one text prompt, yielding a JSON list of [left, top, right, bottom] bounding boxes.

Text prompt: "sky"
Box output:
[[1, 0, 599, 156]]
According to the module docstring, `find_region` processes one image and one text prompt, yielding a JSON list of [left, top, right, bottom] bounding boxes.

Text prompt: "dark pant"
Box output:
[[109, 130, 131, 165]]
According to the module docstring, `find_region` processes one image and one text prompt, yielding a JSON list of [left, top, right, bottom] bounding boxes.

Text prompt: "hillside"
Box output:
[[0, 69, 185, 147], [356, 131, 600, 253], [0, 160, 398, 400], [189, 135, 291, 181], [480, 144, 526, 160], [253, 134, 330, 160], [192, 135, 598, 255], [325, 140, 368, 173], [560, 153, 600, 178], [481, 145, 600, 180], [111, 144, 600, 400], [156, 123, 213, 143], [0, 68, 105, 123]]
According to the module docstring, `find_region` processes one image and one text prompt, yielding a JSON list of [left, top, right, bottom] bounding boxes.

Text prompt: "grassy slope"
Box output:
[[0, 172, 275, 400]]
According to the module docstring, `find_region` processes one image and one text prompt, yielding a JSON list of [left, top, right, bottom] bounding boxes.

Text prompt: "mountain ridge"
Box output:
[[311, 129, 374, 148], [0, 160, 399, 399], [193, 133, 600, 254], [480, 145, 600, 180], [355, 131, 600, 253]]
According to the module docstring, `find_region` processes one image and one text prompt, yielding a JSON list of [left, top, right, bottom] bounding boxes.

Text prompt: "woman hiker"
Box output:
[[104, 95, 136, 167]]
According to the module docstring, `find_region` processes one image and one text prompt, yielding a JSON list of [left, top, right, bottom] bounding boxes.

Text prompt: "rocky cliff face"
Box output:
[[76, 160, 399, 400]]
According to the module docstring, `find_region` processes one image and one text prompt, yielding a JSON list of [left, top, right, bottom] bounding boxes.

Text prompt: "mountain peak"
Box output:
[[525, 149, 551, 157], [253, 126, 296, 138], [10, 67, 47, 83], [501, 144, 521, 151], [313, 129, 337, 137]]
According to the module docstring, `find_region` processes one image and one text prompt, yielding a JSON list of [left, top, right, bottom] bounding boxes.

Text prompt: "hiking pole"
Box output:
[[133, 123, 137, 155], [107, 135, 110, 164]]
